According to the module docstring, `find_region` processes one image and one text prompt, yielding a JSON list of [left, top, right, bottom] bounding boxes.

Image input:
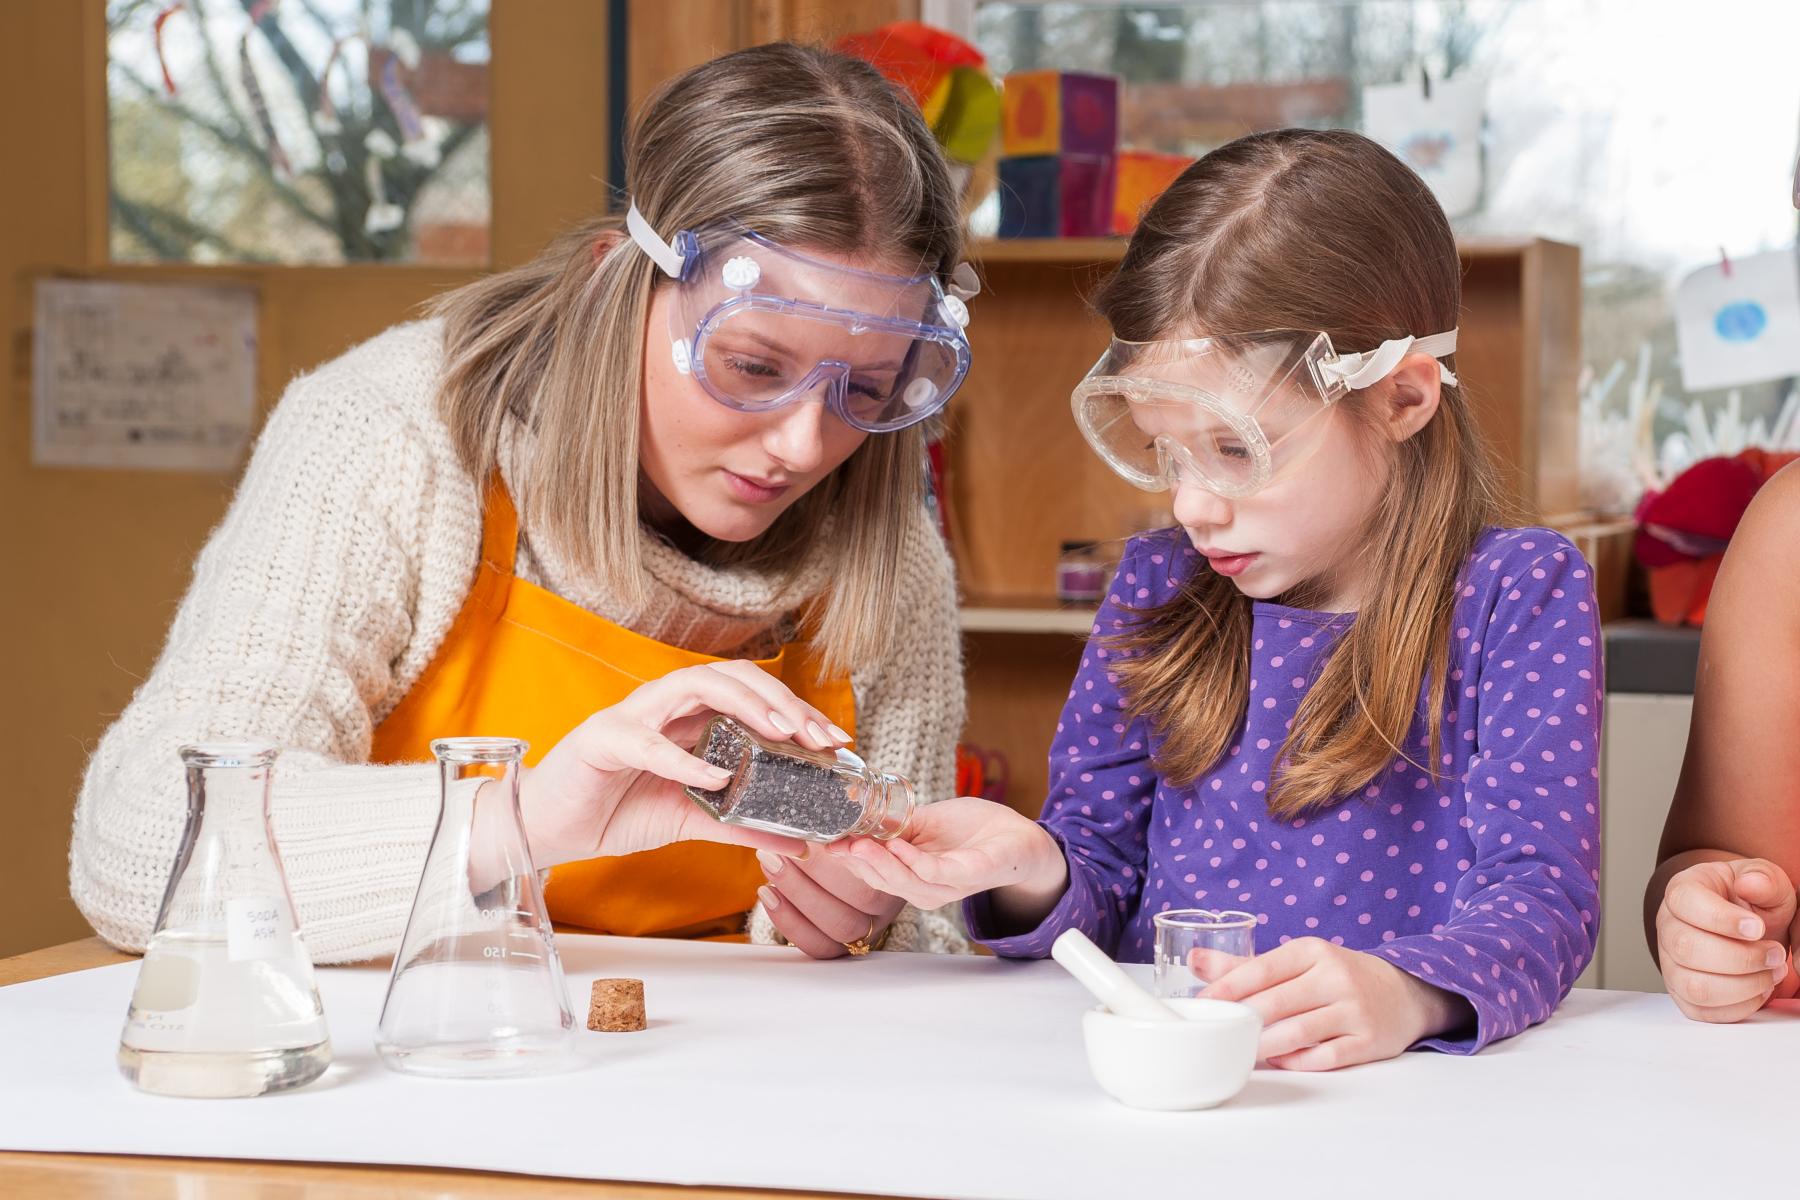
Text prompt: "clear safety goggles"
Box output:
[[1071, 328, 1459, 498], [626, 204, 975, 433]]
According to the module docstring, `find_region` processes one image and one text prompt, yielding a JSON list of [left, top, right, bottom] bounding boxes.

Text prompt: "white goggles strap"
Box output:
[[1321, 329, 1460, 390], [626, 202, 686, 278]]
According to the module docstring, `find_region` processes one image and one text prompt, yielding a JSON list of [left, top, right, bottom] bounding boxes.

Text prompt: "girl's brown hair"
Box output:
[[430, 43, 962, 675], [1098, 128, 1508, 819]]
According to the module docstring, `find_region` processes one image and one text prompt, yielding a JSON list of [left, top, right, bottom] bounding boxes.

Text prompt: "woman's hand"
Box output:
[[1196, 938, 1473, 1071], [823, 796, 1069, 928], [1656, 858, 1798, 1022], [494, 660, 851, 875], [756, 849, 905, 959]]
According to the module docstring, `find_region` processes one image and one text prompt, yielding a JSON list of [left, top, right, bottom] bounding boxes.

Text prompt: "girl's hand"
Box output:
[[756, 849, 905, 959], [1656, 858, 1798, 1023], [496, 660, 850, 875], [824, 797, 1069, 924], [1196, 938, 1473, 1071]]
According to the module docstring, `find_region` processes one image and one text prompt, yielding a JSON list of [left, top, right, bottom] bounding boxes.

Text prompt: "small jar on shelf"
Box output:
[[1056, 540, 1109, 605]]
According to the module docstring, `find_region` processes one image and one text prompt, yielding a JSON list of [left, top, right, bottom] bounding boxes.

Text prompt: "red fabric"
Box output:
[[926, 438, 952, 543], [1647, 557, 1721, 626], [1634, 448, 1799, 625]]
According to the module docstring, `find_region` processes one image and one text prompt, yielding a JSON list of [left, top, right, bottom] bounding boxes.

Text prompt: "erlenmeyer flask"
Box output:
[[118, 743, 331, 1098], [376, 737, 574, 1077]]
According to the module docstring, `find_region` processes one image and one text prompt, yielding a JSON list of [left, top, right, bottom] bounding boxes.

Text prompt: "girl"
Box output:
[[69, 44, 971, 963], [1647, 461, 1800, 1021], [828, 128, 1603, 1069]]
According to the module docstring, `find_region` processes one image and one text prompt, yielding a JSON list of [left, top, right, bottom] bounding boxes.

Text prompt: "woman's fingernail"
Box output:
[[1768, 946, 1788, 969], [1740, 918, 1763, 939], [806, 721, 829, 745], [828, 723, 853, 744], [768, 711, 797, 735], [756, 850, 783, 876], [758, 885, 780, 911]]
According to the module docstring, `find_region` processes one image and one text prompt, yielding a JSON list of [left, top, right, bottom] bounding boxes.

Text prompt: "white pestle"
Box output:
[[1051, 929, 1181, 1022]]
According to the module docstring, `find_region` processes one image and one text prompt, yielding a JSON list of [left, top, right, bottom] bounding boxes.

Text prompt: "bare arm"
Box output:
[[1646, 462, 1800, 963]]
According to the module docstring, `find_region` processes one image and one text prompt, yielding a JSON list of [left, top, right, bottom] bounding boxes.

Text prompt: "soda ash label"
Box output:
[[226, 897, 289, 962]]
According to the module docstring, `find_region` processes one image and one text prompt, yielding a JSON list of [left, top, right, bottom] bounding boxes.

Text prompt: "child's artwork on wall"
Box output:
[[1674, 249, 1800, 392], [33, 279, 257, 472], [1361, 73, 1485, 219]]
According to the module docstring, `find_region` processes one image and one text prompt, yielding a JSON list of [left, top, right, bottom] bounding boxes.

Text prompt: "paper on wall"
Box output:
[[1362, 73, 1486, 218], [1673, 248, 1800, 393], [32, 278, 258, 471]]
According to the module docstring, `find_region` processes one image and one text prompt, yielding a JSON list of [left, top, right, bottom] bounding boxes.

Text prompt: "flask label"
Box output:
[[226, 896, 289, 962]]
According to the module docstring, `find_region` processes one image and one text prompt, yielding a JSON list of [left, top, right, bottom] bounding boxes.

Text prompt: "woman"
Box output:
[[70, 43, 971, 962]]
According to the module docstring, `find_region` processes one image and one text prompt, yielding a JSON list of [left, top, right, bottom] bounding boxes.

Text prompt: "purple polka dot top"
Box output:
[[964, 526, 1603, 1054]]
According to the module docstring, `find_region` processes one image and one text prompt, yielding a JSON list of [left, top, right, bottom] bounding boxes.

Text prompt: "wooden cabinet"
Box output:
[[946, 236, 1584, 815]]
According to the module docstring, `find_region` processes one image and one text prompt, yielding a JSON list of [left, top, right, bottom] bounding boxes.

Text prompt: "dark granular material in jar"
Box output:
[[690, 720, 864, 839]]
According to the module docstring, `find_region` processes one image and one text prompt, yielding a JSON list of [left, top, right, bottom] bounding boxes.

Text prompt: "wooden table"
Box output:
[[0, 940, 859, 1200]]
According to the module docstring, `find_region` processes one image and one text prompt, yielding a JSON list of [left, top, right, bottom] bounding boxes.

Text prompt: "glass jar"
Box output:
[[1056, 540, 1109, 603], [685, 716, 915, 843]]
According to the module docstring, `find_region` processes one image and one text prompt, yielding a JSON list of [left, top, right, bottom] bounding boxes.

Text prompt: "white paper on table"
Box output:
[[31, 278, 258, 471], [3, 936, 1800, 1200], [1361, 74, 1486, 218], [1673, 248, 1800, 392]]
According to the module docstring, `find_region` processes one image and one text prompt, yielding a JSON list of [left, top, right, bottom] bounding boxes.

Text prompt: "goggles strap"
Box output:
[[948, 261, 982, 301], [625, 202, 687, 278], [1323, 328, 1460, 390]]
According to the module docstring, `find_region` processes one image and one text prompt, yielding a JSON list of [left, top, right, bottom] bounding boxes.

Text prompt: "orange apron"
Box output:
[[370, 474, 855, 940]]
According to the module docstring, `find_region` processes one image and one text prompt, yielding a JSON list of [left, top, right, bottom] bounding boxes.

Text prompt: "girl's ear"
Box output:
[[1380, 351, 1444, 443]]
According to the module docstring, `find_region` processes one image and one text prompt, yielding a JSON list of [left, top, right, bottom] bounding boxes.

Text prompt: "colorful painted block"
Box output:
[[1000, 70, 1120, 158], [998, 154, 1116, 239], [1111, 150, 1196, 235]]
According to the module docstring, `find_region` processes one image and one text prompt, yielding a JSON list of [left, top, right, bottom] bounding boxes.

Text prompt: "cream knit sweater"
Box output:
[[68, 320, 969, 962]]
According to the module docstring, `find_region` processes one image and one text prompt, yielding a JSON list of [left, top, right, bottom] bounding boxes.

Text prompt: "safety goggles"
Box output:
[[626, 204, 974, 433], [1071, 328, 1459, 498]]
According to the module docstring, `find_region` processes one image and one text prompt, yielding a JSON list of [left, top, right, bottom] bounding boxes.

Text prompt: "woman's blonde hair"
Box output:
[[430, 43, 962, 675], [1096, 128, 1509, 820]]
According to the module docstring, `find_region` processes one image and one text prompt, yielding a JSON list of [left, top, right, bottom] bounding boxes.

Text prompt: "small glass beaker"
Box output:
[[118, 743, 332, 1098], [1151, 909, 1257, 999], [376, 737, 574, 1078]]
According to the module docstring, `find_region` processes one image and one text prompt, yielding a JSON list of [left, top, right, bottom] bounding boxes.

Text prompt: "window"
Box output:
[[106, 0, 491, 266]]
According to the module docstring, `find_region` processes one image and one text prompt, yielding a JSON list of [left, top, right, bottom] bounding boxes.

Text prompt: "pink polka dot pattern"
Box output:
[[964, 526, 1603, 1056]]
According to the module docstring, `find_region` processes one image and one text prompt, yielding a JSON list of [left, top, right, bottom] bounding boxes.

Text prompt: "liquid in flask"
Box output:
[[118, 743, 331, 1098]]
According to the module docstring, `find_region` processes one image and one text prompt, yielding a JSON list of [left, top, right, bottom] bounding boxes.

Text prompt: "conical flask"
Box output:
[[376, 737, 574, 1077], [118, 743, 332, 1097]]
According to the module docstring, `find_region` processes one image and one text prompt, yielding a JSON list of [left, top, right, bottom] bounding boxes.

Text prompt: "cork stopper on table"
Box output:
[[587, 978, 646, 1032]]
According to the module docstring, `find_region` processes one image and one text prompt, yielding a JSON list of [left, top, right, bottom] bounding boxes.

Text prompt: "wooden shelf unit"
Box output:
[[958, 595, 1100, 635], [946, 237, 1583, 816], [969, 237, 1126, 264]]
